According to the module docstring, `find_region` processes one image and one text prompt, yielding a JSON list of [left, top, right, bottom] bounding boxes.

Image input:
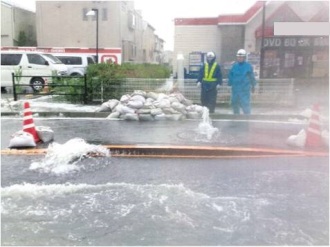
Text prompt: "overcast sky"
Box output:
[[8, 0, 257, 50]]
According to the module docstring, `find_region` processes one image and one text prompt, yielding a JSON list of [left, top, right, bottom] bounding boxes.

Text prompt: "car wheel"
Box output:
[[30, 77, 45, 92]]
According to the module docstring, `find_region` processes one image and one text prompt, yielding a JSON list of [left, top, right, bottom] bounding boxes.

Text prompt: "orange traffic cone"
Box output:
[[305, 103, 322, 148], [23, 101, 41, 143], [42, 81, 49, 93], [42, 85, 49, 93]]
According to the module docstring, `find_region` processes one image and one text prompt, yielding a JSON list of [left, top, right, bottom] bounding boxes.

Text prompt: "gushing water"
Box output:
[[29, 138, 110, 175], [196, 107, 219, 140], [157, 78, 174, 93]]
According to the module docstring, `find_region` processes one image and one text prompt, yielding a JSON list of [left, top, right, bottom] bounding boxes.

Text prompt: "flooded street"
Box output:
[[1, 117, 329, 245]]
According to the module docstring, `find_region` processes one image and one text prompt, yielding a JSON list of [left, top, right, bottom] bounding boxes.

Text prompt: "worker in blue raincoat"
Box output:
[[228, 49, 256, 115], [196, 52, 223, 113]]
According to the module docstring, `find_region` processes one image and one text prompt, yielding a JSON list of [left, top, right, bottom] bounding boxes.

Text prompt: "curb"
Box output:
[[1, 111, 306, 121]]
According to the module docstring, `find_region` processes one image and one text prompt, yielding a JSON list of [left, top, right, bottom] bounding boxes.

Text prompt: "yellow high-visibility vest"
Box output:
[[203, 62, 217, 82]]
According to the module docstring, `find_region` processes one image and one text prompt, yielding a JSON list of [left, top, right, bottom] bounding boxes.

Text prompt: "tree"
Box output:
[[17, 31, 27, 46], [16, 31, 37, 46]]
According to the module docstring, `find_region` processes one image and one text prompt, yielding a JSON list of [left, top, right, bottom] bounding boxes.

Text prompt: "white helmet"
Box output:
[[206, 51, 215, 58], [236, 49, 247, 57]]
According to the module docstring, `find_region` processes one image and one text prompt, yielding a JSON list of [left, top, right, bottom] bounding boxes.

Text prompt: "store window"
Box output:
[[312, 49, 329, 78], [263, 50, 280, 78]]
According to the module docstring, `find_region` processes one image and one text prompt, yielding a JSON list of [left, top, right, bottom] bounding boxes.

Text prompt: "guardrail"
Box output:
[[91, 78, 296, 106], [10, 73, 296, 106]]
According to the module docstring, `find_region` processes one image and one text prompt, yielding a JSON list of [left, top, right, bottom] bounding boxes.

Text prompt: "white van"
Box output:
[[1, 51, 68, 91], [53, 54, 95, 76]]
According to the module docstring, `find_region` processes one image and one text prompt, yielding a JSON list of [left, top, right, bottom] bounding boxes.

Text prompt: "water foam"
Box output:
[[29, 138, 110, 175], [1, 182, 206, 199], [157, 78, 174, 93], [196, 107, 219, 140]]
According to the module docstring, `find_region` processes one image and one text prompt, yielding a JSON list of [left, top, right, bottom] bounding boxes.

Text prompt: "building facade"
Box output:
[[1, 1, 165, 64], [35, 1, 165, 64], [1, 1, 37, 46], [173, 1, 329, 79]]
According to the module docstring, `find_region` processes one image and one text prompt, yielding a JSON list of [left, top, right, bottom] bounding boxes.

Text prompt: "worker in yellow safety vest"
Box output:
[[196, 51, 223, 113]]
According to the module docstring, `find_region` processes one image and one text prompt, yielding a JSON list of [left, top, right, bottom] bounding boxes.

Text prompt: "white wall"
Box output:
[[173, 25, 219, 75]]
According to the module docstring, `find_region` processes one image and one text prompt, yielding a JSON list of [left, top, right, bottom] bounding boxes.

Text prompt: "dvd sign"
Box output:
[[263, 37, 313, 47], [263, 38, 282, 47]]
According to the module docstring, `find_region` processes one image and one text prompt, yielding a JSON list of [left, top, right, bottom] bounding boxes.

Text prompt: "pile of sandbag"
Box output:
[[96, 90, 204, 121]]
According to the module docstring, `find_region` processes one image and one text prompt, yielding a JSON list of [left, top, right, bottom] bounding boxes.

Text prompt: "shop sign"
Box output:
[[263, 37, 314, 47], [263, 38, 282, 47]]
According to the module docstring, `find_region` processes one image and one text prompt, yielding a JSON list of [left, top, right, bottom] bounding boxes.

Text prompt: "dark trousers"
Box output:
[[201, 87, 217, 113]]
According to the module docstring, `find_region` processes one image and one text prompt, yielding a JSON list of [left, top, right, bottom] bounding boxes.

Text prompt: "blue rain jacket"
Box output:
[[228, 61, 256, 92], [228, 61, 256, 114]]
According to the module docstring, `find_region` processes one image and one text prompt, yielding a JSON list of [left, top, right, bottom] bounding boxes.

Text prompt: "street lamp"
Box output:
[[86, 8, 99, 63]]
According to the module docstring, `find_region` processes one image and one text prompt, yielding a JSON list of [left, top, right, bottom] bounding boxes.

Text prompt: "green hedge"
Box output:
[[52, 63, 171, 103], [86, 63, 171, 79], [85, 63, 171, 103]]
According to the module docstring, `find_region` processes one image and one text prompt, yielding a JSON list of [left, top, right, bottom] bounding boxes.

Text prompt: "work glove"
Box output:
[[251, 86, 255, 93], [196, 82, 201, 88], [216, 84, 221, 90]]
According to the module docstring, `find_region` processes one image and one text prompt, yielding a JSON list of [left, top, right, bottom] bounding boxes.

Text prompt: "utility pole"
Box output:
[[259, 1, 266, 78]]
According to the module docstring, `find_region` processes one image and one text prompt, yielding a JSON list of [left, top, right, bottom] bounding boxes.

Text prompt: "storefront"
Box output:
[[260, 36, 328, 79]]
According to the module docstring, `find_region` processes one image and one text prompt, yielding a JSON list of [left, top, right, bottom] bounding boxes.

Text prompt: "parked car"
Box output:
[[53, 54, 95, 76], [1, 51, 68, 91]]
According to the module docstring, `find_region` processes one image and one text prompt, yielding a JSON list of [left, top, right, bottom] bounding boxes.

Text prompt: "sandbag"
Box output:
[[145, 97, 155, 103], [168, 95, 180, 103], [286, 129, 306, 148], [97, 102, 112, 112], [115, 104, 135, 114], [143, 98, 155, 109], [146, 92, 158, 100], [130, 95, 146, 103], [137, 109, 151, 114], [121, 113, 139, 121], [107, 99, 119, 110], [131, 90, 147, 98], [120, 94, 131, 103], [8, 130, 36, 148], [194, 105, 204, 113], [165, 114, 183, 121], [170, 93, 185, 103], [156, 93, 169, 101], [153, 99, 171, 108], [36, 126, 54, 143], [162, 107, 179, 114], [154, 113, 167, 121], [181, 98, 193, 106], [186, 104, 203, 112], [171, 102, 187, 114], [106, 112, 121, 119], [150, 108, 163, 116], [127, 100, 144, 109], [142, 102, 155, 109]]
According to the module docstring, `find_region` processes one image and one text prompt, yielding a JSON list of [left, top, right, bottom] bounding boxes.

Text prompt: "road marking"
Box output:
[[1, 117, 308, 125], [1, 144, 328, 158]]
